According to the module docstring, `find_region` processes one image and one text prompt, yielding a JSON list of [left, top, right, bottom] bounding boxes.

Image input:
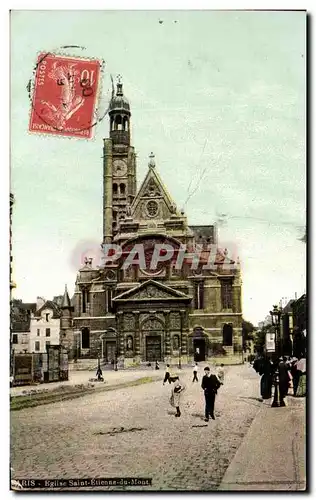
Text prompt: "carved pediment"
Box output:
[[113, 280, 191, 302], [130, 163, 180, 221]]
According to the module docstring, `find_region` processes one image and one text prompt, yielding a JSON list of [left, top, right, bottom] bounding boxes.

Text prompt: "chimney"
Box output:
[[36, 296, 45, 311]]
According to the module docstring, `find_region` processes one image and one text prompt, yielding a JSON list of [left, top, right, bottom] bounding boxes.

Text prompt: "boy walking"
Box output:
[[192, 363, 199, 382], [201, 366, 221, 421]]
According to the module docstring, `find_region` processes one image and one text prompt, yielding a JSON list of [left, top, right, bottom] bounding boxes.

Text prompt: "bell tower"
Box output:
[[103, 77, 137, 242]]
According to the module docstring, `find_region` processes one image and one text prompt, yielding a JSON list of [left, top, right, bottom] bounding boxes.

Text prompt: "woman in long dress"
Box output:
[[260, 357, 274, 399], [295, 357, 306, 397]]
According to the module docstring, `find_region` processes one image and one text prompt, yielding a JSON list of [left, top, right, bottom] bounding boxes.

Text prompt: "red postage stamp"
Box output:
[[29, 53, 101, 139]]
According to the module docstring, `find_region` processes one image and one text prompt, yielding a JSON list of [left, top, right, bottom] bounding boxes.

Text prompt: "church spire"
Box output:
[[61, 284, 71, 309]]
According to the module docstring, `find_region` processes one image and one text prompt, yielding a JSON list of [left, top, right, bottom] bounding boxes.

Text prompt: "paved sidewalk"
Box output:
[[218, 396, 306, 491]]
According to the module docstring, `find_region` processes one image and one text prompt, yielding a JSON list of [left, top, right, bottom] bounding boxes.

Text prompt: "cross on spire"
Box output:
[[116, 74, 123, 96]]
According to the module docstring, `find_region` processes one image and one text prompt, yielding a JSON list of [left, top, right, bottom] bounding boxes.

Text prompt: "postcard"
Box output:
[[10, 10, 306, 492]]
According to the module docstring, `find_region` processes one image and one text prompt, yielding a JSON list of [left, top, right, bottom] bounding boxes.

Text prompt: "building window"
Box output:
[[21, 334, 28, 344], [82, 328, 90, 349], [45, 313, 49, 322], [194, 281, 204, 309], [223, 324, 233, 346], [12, 334, 18, 344], [37, 328, 40, 336], [173, 335, 180, 350], [119, 183, 126, 196], [46, 328, 50, 337], [221, 279, 233, 309], [46, 341, 50, 349], [113, 183, 118, 196], [35, 341, 40, 351]]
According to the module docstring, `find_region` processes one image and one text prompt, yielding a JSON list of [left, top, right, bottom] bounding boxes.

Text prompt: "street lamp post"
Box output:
[[270, 305, 282, 408]]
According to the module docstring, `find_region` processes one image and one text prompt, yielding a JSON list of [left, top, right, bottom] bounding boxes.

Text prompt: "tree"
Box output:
[[253, 324, 273, 354], [242, 319, 256, 352]]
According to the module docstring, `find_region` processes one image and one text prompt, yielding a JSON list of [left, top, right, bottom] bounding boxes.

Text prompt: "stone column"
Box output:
[[180, 309, 188, 355], [134, 311, 140, 359], [164, 310, 171, 359], [117, 311, 124, 357]]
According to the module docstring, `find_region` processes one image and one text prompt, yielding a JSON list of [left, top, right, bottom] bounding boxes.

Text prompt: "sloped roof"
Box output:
[[33, 300, 61, 319], [61, 286, 71, 308]]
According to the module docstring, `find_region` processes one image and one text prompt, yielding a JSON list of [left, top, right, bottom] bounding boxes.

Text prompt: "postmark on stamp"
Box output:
[[29, 53, 102, 139]]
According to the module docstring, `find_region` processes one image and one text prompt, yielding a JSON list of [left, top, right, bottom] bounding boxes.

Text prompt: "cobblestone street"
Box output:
[[11, 364, 263, 491]]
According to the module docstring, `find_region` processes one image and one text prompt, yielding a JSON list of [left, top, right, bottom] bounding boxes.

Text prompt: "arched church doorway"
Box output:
[[192, 327, 206, 361], [141, 317, 164, 362]]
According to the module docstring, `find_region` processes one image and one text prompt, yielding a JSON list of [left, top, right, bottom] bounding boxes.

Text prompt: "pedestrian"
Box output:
[[217, 363, 225, 385], [278, 357, 291, 406], [96, 366, 103, 382], [192, 362, 199, 382], [201, 366, 221, 422], [291, 358, 299, 395], [295, 357, 306, 397], [155, 360, 160, 370], [163, 364, 171, 385], [169, 375, 186, 417], [258, 356, 273, 400]]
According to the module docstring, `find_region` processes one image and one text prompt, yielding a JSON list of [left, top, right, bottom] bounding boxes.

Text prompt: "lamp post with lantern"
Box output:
[[270, 305, 282, 407]]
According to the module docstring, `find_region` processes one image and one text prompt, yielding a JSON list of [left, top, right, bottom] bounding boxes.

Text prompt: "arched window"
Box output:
[[113, 183, 118, 196], [223, 324, 233, 346], [82, 328, 90, 349], [120, 183, 126, 196], [123, 117, 129, 131], [173, 334, 180, 350], [115, 115, 123, 130]]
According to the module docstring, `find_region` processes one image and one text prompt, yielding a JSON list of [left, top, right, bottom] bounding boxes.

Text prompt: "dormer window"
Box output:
[[45, 313, 49, 322]]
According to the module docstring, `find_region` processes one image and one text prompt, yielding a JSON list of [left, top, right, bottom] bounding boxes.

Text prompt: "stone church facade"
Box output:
[[60, 80, 243, 366]]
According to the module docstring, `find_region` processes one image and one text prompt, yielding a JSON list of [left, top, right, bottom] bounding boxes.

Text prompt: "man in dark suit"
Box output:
[[201, 366, 221, 422]]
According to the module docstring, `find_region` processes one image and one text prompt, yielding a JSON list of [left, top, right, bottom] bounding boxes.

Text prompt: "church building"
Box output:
[[60, 80, 243, 366]]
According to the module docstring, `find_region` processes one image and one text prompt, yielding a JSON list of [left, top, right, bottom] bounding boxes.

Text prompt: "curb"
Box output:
[[10, 375, 162, 411]]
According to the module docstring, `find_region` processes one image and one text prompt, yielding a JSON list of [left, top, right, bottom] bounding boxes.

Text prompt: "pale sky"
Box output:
[[10, 10, 306, 325]]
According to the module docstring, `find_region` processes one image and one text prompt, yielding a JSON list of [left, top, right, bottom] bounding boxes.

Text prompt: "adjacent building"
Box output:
[[12, 296, 63, 354], [62, 80, 243, 366]]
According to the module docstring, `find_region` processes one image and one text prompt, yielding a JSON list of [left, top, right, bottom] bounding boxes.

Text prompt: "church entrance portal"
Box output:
[[193, 338, 206, 362], [146, 336, 162, 362], [105, 341, 116, 363]]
